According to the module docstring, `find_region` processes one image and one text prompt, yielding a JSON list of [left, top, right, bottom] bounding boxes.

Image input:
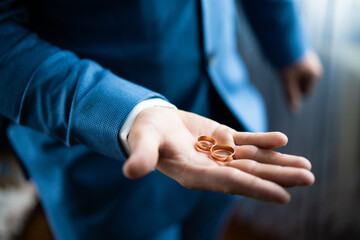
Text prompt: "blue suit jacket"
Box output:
[[0, 0, 306, 239]]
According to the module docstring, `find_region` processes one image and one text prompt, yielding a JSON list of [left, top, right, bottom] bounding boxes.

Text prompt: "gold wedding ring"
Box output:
[[195, 136, 216, 153], [209, 144, 235, 162], [195, 136, 235, 162]]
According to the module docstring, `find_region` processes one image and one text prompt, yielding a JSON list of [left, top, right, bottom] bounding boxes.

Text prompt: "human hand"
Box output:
[[123, 107, 315, 204], [280, 50, 322, 112]]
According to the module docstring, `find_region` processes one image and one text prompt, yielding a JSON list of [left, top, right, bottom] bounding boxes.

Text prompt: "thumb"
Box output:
[[122, 124, 161, 179]]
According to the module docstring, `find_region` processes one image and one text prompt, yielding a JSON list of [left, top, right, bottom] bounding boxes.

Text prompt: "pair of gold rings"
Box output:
[[195, 136, 235, 162]]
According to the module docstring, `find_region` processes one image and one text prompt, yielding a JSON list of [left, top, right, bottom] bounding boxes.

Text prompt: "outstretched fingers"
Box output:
[[181, 166, 291, 204], [234, 145, 312, 170], [234, 132, 288, 149], [224, 160, 315, 187]]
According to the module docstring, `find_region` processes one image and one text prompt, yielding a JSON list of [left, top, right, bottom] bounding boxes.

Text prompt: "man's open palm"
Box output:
[[123, 107, 314, 204]]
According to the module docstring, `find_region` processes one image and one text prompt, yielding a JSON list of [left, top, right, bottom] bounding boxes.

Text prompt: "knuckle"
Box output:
[[294, 156, 311, 169]]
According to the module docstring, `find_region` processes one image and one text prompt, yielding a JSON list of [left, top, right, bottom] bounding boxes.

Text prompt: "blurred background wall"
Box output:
[[234, 0, 360, 239]]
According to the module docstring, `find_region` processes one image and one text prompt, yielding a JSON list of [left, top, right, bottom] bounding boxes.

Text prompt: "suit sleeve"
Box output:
[[239, 0, 308, 69], [0, 1, 165, 161]]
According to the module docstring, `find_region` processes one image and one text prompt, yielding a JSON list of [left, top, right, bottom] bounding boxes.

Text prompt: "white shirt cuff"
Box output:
[[119, 98, 177, 156]]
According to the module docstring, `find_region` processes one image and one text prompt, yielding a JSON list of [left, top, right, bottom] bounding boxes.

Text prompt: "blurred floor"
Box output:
[[0, 144, 53, 240], [222, 213, 284, 240], [15, 201, 53, 240], [16, 200, 277, 240], [13, 200, 279, 240]]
